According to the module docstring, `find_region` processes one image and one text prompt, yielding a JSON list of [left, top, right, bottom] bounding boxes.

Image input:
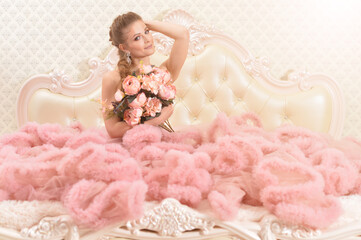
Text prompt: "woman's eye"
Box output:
[[134, 36, 140, 41], [145, 29, 149, 34]]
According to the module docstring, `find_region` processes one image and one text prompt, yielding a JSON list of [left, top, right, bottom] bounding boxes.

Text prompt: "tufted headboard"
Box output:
[[16, 9, 345, 138]]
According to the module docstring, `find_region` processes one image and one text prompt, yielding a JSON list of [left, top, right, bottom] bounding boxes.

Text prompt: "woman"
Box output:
[[104, 12, 189, 138]]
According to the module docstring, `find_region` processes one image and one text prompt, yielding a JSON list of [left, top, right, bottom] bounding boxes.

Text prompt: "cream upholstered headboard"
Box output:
[[16, 9, 345, 138]]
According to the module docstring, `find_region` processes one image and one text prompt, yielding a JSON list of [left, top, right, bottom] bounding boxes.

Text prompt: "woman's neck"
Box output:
[[131, 56, 151, 68]]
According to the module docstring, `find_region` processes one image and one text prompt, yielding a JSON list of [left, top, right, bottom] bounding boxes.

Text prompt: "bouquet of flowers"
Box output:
[[102, 62, 176, 132]]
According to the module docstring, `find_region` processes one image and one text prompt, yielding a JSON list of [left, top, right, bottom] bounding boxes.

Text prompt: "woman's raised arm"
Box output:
[[144, 20, 189, 81]]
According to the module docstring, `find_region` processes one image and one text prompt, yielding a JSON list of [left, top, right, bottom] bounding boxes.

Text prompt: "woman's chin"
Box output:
[[142, 50, 155, 57], [146, 47, 155, 54]]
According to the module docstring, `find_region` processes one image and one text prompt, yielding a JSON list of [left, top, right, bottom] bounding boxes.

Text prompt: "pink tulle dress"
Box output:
[[1, 112, 361, 229]]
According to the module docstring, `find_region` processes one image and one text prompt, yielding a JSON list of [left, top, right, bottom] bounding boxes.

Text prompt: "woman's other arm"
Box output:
[[144, 20, 189, 81], [102, 72, 132, 138], [143, 104, 174, 126]]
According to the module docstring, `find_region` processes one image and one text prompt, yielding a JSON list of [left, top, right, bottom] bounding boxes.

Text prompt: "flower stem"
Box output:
[[159, 120, 174, 132]]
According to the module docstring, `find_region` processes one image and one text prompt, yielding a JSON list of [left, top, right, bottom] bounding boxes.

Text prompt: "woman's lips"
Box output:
[[145, 44, 153, 49]]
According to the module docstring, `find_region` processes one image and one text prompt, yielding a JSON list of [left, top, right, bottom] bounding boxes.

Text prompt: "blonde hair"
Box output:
[[109, 12, 142, 80]]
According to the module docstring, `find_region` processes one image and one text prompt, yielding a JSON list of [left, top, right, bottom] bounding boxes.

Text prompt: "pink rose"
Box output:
[[158, 84, 176, 100], [123, 108, 143, 126], [154, 68, 172, 84], [129, 92, 147, 108], [141, 75, 160, 94], [151, 72, 163, 84], [143, 65, 154, 74], [152, 67, 161, 73], [114, 89, 125, 101], [122, 75, 141, 95], [160, 70, 172, 84], [144, 97, 162, 117]]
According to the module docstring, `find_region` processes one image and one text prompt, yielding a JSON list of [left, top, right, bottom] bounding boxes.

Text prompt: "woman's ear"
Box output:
[[118, 43, 129, 53]]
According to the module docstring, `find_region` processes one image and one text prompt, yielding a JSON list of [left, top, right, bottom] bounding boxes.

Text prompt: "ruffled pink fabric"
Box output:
[[1, 112, 361, 229]]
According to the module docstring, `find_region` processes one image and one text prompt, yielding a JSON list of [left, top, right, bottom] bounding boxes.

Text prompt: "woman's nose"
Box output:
[[143, 34, 150, 43]]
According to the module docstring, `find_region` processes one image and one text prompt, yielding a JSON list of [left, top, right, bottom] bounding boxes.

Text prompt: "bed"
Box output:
[[2, 9, 361, 240]]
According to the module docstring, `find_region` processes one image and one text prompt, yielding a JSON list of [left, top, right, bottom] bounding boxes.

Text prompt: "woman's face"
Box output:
[[122, 20, 155, 58]]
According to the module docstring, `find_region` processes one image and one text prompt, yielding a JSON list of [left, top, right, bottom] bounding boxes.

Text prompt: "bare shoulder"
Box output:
[[102, 70, 121, 88], [103, 70, 120, 83]]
